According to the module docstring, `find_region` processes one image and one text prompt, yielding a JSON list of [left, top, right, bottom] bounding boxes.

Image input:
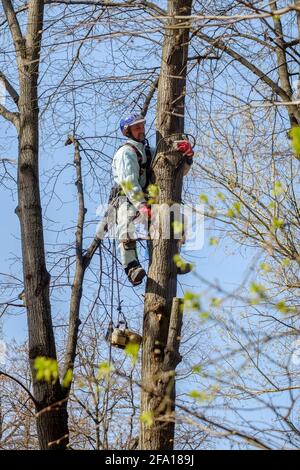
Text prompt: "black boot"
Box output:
[[125, 261, 146, 286], [177, 262, 193, 275]]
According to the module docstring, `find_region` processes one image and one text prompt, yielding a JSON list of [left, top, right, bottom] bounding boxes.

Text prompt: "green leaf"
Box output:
[[250, 282, 267, 300], [289, 127, 300, 157], [275, 301, 296, 314], [211, 297, 222, 307], [272, 181, 284, 197], [183, 291, 201, 311], [34, 357, 59, 384], [172, 220, 184, 235], [276, 300, 289, 313], [259, 262, 271, 273], [199, 194, 209, 204], [120, 180, 133, 192], [271, 217, 284, 230], [97, 361, 113, 379], [120, 181, 144, 201], [216, 192, 225, 201], [184, 291, 197, 300], [140, 411, 154, 427], [173, 254, 194, 271], [191, 365, 202, 374], [124, 342, 140, 364], [62, 368, 73, 388], [133, 191, 145, 202], [147, 184, 160, 204], [282, 257, 291, 267], [209, 237, 219, 246], [199, 311, 210, 320], [227, 201, 241, 218], [147, 184, 159, 197], [232, 201, 241, 214], [268, 200, 276, 209], [188, 390, 208, 401]]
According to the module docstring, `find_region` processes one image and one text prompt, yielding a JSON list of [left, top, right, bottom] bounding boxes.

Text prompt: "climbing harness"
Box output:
[[115, 138, 152, 194]]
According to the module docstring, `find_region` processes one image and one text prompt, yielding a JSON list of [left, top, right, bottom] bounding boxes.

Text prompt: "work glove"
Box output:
[[139, 203, 152, 220], [176, 140, 194, 158]]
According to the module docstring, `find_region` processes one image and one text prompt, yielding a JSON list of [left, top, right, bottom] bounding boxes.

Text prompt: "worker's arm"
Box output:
[[175, 140, 194, 176], [183, 156, 193, 176], [113, 146, 147, 210]]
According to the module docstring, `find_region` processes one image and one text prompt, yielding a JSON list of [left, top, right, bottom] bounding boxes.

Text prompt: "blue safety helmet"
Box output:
[[120, 114, 145, 135]]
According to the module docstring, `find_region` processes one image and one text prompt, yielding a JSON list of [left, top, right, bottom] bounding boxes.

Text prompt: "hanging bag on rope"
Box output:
[[110, 320, 128, 349], [105, 241, 142, 350], [107, 320, 142, 350]]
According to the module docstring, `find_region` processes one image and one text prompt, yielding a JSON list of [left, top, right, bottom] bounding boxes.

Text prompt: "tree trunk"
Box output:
[[140, 0, 193, 450], [14, 0, 69, 449]]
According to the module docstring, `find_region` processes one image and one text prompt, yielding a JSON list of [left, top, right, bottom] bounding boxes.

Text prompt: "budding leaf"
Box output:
[[62, 368, 73, 388], [34, 357, 59, 384], [125, 342, 140, 365], [289, 127, 300, 157], [140, 411, 154, 427]]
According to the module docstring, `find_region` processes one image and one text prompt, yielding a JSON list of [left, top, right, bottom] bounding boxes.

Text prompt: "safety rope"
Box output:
[[113, 239, 127, 327], [110, 239, 115, 324]]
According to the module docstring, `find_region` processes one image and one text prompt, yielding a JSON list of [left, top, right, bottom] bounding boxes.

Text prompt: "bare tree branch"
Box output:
[[1, 0, 26, 63], [194, 28, 300, 124], [0, 71, 19, 105], [141, 76, 159, 117], [62, 135, 86, 394], [0, 103, 20, 128], [0, 370, 37, 406]]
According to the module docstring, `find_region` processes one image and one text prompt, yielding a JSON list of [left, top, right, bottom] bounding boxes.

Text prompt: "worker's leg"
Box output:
[[116, 200, 139, 267], [116, 200, 146, 285], [175, 211, 192, 275]]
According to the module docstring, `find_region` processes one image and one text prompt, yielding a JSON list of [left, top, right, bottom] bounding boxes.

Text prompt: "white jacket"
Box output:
[[112, 138, 148, 210], [112, 138, 193, 210]]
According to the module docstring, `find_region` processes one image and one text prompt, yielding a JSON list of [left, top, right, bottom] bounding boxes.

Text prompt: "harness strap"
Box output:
[[119, 141, 152, 189]]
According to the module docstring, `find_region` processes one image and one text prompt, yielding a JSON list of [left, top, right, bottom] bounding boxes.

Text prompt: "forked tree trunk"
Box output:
[[140, 0, 193, 450]]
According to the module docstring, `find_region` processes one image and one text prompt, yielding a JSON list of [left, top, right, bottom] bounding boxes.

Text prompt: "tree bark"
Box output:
[[140, 0, 193, 450], [269, 1, 298, 126], [2, 0, 69, 449]]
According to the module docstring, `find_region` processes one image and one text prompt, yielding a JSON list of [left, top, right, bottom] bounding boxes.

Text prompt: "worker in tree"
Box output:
[[112, 113, 194, 286]]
